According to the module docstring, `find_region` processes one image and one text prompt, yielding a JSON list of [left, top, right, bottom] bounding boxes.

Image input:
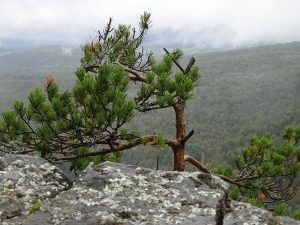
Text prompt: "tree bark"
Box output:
[[172, 103, 186, 171], [173, 145, 185, 171], [184, 154, 210, 173]]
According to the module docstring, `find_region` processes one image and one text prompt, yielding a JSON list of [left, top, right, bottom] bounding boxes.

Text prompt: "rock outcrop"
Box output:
[[0, 154, 299, 225]]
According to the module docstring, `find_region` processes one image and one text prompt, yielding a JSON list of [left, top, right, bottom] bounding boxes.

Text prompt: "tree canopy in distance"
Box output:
[[0, 12, 299, 209]]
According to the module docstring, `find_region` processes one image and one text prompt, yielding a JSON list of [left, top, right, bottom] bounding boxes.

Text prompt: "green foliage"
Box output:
[[273, 203, 291, 216], [1, 42, 299, 170], [104, 152, 121, 163], [119, 129, 142, 142], [294, 210, 300, 220], [73, 63, 135, 130], [0, 13, 299, 214], [212, 165, 233, 177], [283, 126, 300, 145], [0, 14, 152, 167], [242, 196, 263, 208], [0, 44, 138, 163], [28, 200, 42, 215], [136, 52, 199, 111], [222, 127, 300, 208], [229, 187, 241, 200], [123, 42, 300, 172], [0, 12, 200, 172], [155, 133, 166, 146], [70, 147, 121, 172], [70, 147, 97, 172], [230, 187, 264, 208]]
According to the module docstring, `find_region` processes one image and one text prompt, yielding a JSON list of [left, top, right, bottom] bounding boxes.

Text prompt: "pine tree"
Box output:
[[0, 12, 299, 207], [215, 126, 300, 205], [0, 12, 200, 172]]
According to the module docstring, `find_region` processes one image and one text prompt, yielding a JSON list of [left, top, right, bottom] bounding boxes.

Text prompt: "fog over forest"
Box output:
[[1, 0, 300, 50]]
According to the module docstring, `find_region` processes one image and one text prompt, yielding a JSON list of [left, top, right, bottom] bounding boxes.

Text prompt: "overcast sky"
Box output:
[[1, 0, 300, 49]]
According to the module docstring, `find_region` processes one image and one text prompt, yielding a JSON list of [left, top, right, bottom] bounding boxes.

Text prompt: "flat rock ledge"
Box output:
[[0, 154, 299, 225]]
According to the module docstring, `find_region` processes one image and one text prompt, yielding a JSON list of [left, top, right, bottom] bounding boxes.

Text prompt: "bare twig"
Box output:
[[163, 48, 185, 74], [185, 57, 195, 74], [114, 61, 146, 82], [54, 135, 177, 161], [181, 130, 194, 144], [184, 154, 210, 173], [184, 154, 249, 189]]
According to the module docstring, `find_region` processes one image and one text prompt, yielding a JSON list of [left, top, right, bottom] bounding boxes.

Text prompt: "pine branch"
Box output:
[[19, 149, 37, 154], [185, 57, 195, 74], [99, 17, 113, 41], [163, 48, 185, 74], [216, 174, 249, 189], [184, 154, 210, 173], [136, 103, 176, 112], [181, 130, 194, 144], [114, 61, 146, 82], [184, 154, 249, 189], [54, 134, 177, 162]]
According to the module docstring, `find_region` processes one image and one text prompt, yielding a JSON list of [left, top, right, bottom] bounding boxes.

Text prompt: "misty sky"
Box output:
[[1, 0, 300, 49]]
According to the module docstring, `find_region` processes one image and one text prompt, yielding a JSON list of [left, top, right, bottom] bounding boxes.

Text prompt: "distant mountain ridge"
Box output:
[[0, 45, 82, 76], [0, 47, 11, 56], [1, 41, 299, 76], [0, 47, 7, 52]]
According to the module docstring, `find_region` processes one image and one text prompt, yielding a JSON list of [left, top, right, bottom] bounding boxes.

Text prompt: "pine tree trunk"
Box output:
[[173, 145, 185, 171], [172, 103, 186, 171]]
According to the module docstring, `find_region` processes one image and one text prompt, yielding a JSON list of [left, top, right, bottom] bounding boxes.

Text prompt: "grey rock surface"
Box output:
[[0, 154, 299, 225]]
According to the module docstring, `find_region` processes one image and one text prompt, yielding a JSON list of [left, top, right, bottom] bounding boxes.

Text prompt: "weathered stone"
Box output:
[[0, 154, 299, 225], [0, 157, 5, 170], [0, 154, 72, 224], [0, 202, 21, 219]]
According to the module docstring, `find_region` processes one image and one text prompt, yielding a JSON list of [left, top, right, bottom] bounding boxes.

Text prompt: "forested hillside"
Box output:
[[123, 42, 300, 170], [0, 46, 81, 111], [0, 42, 299, 169]]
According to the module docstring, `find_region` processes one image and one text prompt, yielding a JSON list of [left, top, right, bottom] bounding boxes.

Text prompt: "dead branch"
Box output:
[[185, 57, 195, 74], [54, 138, 143, 161], [181, 130, 194, 144], [216, 174, 248, 189], [184, 154, 249, 189], [114, 61, 146, 82], [54, 135, 177, 161], [163, 48, 185, 74], [184, 154, 210, 173]]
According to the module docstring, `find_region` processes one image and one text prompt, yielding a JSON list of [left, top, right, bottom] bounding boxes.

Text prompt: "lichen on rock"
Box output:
[[0, 154, 299, 225]]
